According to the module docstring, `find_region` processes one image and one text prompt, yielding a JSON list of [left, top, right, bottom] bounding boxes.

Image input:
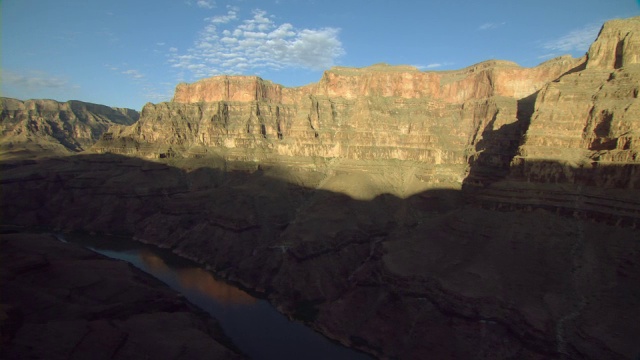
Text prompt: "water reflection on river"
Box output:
[[63, 234, 370, 360], [138, 250, 256, 305]]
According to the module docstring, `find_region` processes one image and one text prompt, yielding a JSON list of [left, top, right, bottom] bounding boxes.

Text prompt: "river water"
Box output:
[[61, 234, 371, 360]]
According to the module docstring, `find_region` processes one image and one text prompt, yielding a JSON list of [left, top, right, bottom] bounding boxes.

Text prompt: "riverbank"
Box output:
[[0, 229, 373, 359], [0, 231, 244, 359]]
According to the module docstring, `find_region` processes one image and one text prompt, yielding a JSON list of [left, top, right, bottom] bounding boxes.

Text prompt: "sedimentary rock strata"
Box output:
[[470, 16, 640, 225], [95, 57, 582, 189], [1, 15, 640, 360], [91, 18, 640, 222], [0, 98, 139, 158]]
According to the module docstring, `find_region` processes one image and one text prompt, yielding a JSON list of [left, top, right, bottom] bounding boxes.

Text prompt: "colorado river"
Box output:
[[61, 233, 371, 360]]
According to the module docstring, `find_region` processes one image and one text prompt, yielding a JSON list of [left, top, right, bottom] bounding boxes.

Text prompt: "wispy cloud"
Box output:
[[478, 22, 505, 31], [537, 53, 557, 60], [106, 64, 144, 80], [168, 8, 344, 79], [1, 70, 75, 90], [142, 84, 174, 103], [104, 65, 171, 105], [542, 22, 601, 52], [121, 69, 145, 79], [208, 9, 237, 24], [414, 62, 454, 70], [196, 0, 215, 9]]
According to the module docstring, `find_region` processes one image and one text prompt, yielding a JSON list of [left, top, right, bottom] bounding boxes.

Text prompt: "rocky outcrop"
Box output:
[[2, 15, 640, 360], [93, 16, 640, 220], [0, 98, 139, 158], [312, 59, 582, 102], [516, 16, 640, 170], [93, 18, 640, 204], [172, 59, 582, 104], [94, 56, 582, 198], [586, 17, 640, 69], [0, 232, 243, 359], [465, 17, 640, 225], [173, 75, 289, 103]]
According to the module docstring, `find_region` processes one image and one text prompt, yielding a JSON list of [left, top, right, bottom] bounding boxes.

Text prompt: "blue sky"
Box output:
[[2, 0, 639, 110]]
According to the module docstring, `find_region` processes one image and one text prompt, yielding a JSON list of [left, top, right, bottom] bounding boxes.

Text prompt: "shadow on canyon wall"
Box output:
[[3, 149, 638, 225], [0, 154, 470, 242], [1, 152, 640, 360], [467, 90, 539, 184], [463, 59, 591, 190]]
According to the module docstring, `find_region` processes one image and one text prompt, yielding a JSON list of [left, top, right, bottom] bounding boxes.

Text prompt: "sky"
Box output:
[[2, 0, 639, 110]]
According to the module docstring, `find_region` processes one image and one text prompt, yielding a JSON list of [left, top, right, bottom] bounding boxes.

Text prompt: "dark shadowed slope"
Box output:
[[0, 232, 243, 360], [1, 153, 639, 359]]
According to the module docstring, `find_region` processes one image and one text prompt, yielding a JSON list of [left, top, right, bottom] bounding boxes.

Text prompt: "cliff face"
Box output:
[[0, 98, 139, 157], [586, 17, 640, 70], [97, 19, 640, 197], [463, 17, 640, 225], [517, 16, 640, 170], [172, 75, 288, 103], [92, 19, 640, 213], [95, 55, 583, 197], [3, 16, 640, 360]]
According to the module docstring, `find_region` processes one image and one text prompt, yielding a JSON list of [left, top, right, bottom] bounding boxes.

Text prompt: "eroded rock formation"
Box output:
[[96, 58, 581, 183], [469, 16, 640, 226], [2, 15, 640, 360], [0, 98, 139, 158]]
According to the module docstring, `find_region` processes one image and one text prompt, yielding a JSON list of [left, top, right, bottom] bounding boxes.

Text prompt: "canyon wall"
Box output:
[[2, 16, 640, 360], [468, 16, 640, 225], [94, 56, 583, 197], [94, 17, 640, 221], [0, 98, 139, 158]]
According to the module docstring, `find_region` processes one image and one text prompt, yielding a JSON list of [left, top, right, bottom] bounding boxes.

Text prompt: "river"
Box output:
[[60, 233, 371, 360]]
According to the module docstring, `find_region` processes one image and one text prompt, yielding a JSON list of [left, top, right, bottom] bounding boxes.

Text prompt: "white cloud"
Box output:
[[478, 22, 505, 31], [209, 10, 237, 24], [414, 62, 454, 71], [169, 8, 344, 79], [104, 65, 171, 105], [122, 69, 144, 79], [543, 23, 601, 52], [1, 70, 72, 90], [141, 83, 174, 103], [196, 0, 215, 9], [537, 53, 557, 60]]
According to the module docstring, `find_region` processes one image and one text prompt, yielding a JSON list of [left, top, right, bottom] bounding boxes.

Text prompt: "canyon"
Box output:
[[1, 16, 639, 360], [0, 98, 139, 159], [0, 232, 243, 359]]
